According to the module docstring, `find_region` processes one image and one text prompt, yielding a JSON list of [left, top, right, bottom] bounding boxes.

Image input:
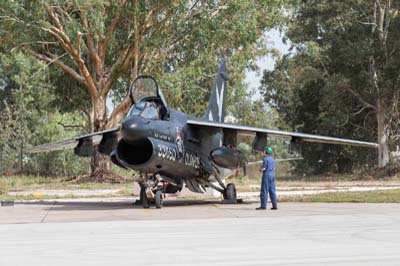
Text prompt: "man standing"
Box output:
[[256, 146, 278, 210]]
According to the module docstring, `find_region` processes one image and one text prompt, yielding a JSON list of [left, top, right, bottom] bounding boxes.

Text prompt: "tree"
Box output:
[[265, 0, 400, 168], [1, 0, 288, 176], [261, 46, 377, 173], [0, 52, 53, 172], [0, 51, 88, 176]]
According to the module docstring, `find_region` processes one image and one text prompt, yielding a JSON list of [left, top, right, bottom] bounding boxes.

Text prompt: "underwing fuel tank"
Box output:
[[210, 146, 248, 171]]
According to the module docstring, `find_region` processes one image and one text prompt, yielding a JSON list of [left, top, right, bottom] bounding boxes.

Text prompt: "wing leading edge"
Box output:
[[187, 120, 378, 148], [29, 127, 120, 154]]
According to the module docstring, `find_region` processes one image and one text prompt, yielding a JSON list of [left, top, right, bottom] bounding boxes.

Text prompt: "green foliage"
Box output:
[[233, 92, 292, 163], [0, 0, 292, 176], [261, 0, 400, 173], [261, 44, 377, 173], [138, 1, 290, 118], [0, 0, 290, 120], [0, 52, 53, 172], [0, 52, 88, 176], [26, 112, 89, 177], [0, 180, 5, 194]]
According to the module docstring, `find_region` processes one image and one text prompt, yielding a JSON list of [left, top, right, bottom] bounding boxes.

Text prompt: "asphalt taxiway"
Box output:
[[1, 200, 400, 265]]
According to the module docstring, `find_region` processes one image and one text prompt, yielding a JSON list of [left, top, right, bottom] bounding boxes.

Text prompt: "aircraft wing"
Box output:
[[29, 127, 120, 156], [247, 158, 304, 166], [186, 120, 378, 148]]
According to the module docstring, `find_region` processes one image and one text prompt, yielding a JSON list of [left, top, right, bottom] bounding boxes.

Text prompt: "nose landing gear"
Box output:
[[138, 173, 165, 209], [154, 190, 163, 208], [139, 186, 164, 209], [139, 185, 150, 209]]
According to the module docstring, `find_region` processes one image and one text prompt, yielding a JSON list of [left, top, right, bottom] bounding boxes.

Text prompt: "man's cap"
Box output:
[[264, 146, 273, 154]]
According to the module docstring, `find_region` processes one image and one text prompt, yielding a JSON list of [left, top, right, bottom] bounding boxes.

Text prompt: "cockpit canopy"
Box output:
[[127, 75, 169, 120]]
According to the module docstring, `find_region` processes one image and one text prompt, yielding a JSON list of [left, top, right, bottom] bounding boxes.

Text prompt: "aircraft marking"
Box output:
[[209, 112, 213, 121], [175, 127, 184, 159], [208, 82, 224, 122], [157, 144, 177, 161], [216, 82, 224, 122], [184, 153, 201, 169], [154, 132, 172, 142], [156, 143, 200, 169]]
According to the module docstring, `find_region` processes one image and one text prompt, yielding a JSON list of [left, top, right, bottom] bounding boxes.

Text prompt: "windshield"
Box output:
[[126, 101, 159, 120], [127, 101, 146, 116]]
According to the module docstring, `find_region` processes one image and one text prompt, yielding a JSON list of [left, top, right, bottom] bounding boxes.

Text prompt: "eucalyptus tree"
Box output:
[[264, 0, 400, 168], [1, 0, 288, 175], [262, 47, 377, 173], [0, 52, 57, 172]]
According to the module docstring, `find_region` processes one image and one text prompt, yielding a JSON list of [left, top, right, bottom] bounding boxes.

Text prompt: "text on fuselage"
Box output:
[[156, 143, 200, 169]]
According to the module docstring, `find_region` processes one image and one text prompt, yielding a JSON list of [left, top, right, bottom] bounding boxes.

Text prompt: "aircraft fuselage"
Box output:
[[115, 108, 216, 181]]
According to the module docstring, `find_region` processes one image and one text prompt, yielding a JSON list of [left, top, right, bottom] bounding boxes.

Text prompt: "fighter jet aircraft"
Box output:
[[31, 59, 378, 208]]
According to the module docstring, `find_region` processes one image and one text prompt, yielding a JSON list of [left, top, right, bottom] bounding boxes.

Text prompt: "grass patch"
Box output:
[[227, 176, 260, 192], [277, 173, 358, 182], [282, 189, 400, 203], [0, 175, 64, 190], [0, 174, 136, 200], [0, 193, 130, 201], [0, 175, 134, 191], [0, 181, 6, 195], [229, 175, 355, 192]]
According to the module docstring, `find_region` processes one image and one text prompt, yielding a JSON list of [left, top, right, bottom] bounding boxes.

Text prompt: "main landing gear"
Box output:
[[208, 173, 239, 203], [223, 183, 237, 201], [211, 170, 238, 203]]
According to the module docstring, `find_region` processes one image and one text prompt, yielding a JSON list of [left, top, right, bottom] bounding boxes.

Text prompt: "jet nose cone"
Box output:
[[121, 116, 147, 143]]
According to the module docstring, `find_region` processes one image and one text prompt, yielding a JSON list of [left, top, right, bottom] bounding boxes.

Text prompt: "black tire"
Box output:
[[155, 190, 163, 209], [224, 183, 237, 201], [140, 187, 150, 209]]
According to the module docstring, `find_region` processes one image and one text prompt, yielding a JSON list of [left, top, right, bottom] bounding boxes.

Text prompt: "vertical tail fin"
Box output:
[[203, 59, 228, 123]]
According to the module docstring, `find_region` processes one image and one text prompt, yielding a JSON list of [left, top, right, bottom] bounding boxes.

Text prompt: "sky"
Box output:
[[244, 29, 290, 99]]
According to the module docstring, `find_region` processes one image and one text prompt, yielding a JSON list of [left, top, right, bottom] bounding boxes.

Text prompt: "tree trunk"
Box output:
[[89, 95, 112, 175], [90, 149, 111, 173], [377, 98, 389, 168]]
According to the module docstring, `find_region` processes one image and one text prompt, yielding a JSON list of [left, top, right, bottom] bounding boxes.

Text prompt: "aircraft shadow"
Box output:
[[14, 199, 257, 211]]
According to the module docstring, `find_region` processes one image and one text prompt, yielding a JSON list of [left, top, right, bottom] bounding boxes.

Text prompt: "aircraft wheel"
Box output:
[[224, 183, 237, 201], [155, 190, 163, 209], [140, 187, 150, 209]]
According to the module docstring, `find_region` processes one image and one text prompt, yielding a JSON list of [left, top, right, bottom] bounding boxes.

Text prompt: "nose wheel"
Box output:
[[154, 190, 163, 208], [139, 186, 163, 209], [140, 186, 150, 209]]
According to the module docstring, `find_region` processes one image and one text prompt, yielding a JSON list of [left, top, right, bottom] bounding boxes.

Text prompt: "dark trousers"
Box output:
[[260, 173, 277, 209]]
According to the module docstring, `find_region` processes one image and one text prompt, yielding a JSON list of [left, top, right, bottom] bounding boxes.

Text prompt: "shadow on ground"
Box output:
[[13, 199, 257, 211]]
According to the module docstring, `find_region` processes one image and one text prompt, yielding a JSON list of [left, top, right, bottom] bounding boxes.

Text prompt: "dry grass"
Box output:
[[0, 181, 6, 195], [3, 173, 400, 203], [282, 189, 400, 203], [0, 174, 133, 192], [230, 173, 400, 192]]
